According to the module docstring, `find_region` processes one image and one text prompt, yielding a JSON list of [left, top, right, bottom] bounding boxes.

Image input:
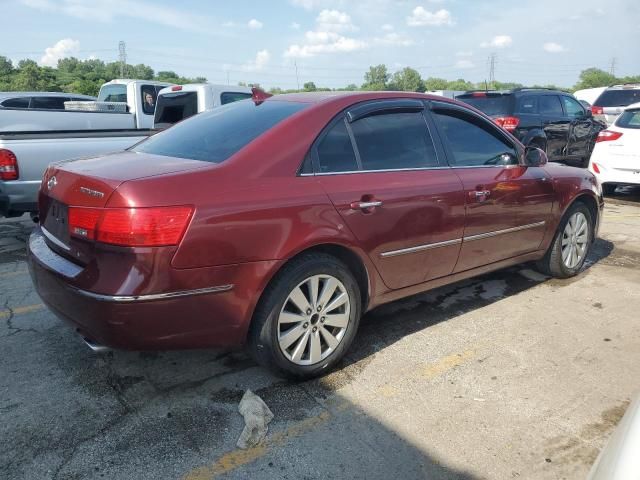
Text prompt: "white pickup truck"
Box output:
[[153, 83, 260, 128], [0, 79, 173, 132], [0, 79, 175, 217]]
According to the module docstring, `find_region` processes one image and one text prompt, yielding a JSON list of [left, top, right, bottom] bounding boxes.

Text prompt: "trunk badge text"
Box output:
[[79, 187, 105, 198], [47, 176, 57, 191]]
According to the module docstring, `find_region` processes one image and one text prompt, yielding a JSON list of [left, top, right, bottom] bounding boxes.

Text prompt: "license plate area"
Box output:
[[43, 200, 70, 247]]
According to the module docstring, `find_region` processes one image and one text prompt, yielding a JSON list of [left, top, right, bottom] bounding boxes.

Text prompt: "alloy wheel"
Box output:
[[561, 211, 589, 269]]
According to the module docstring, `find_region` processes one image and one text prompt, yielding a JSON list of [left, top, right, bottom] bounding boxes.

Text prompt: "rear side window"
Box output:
[[432, 109, 518, 167], [595, 89, 640, 107], [154, 92, 198, 127], [221, 92, 252, 105], [455, 94, 512, 116], [317, 119, 359, 173], [615, 110, 640, 129], [350, 112, 438, 170], [538, 95, 563, 115], [30, 96, 68, 110], [133, 100, 307, 163], [516, 96, 538, 114], [1, 97, 30, 108]]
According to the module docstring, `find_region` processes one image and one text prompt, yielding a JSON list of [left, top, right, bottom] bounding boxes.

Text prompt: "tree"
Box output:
[[389, 67, 424, 92], [362, 64, 390, 90], [574, 68, 617, 90], [423, 77, 448, 91], [445, 78, 475, 91], [303, 81, 317, 92]]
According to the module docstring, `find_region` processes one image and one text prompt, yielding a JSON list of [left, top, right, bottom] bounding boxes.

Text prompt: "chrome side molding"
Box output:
[[463, 221, 546, 242], [72, 284, 234, 303]]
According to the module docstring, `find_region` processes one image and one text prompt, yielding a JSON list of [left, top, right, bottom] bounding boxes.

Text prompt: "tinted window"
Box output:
[[1, 97, 30, 108], [317, 119, 358, 173], [98, 84, 127, 102], [615, 110, 640, 129], [516, 95, 538, 114], [30, 96, 68, 110], [351, 112, 438, 170], [154, 92, 198, 127], [562, 96, 585, 117], [538, 95, 563, 116], [133, 100, 307, 163], [455, 94, 512, 116], [433, 110, 518, 167], [595, 89, 640, 107], [221, 92, 252, 105], [141, 85, 157, 115]]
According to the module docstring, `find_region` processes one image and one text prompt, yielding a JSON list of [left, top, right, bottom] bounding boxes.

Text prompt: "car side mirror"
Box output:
[[523, 146, 548, 167]]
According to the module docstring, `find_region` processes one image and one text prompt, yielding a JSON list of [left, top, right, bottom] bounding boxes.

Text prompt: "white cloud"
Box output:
[[455, 59, 475, 69], [374, 32, 414, 47], [241, 49, 271, 71], [291, 21, 301, 30], [480, 35, 512, 48], [381, 23, 394, 31], [407, 7, 452, 27], [316, 9, 356, 32], [248, 19, 263, 29], [40, 38, 80, 66], [543, 42, 566, 53]]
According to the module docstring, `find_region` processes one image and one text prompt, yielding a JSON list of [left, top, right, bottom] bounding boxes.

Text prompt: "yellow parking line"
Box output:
[[0, 303, 45, 319]]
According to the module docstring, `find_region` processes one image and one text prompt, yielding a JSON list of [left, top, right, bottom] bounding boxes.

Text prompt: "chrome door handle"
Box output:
[[474, 191, 490, 197], [350, 200, 383, 210]]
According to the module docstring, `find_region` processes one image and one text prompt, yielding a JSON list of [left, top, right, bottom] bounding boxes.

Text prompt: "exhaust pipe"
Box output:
[[81, 336, 111, 353]]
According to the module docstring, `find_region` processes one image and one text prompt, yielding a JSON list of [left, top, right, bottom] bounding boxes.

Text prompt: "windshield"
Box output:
[[98, 84, 127, 102], [133, 99, 308, 163], [595, 89, 640, 107], [455, 94, 513, 116]]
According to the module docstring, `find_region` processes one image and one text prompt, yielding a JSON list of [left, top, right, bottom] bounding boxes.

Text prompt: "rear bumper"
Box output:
[[27, 227, 280, 350], [589, 161, 640, 187], [0, 180, 40, 216]]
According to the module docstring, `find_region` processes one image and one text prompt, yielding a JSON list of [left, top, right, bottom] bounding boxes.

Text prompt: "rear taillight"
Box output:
[[591, 163, 600, 174], [595, 130, 623, 143], [68, 206, 194, 247], [494, 116, 520, 132], [0, 149, 18, 181], [591, 105, 604, 115]]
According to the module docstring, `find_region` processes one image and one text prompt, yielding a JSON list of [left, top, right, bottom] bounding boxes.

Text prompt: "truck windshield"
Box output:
[[154, 92, 198, 128], [133, 99, 308, 163], [98, 84, 127, 103]]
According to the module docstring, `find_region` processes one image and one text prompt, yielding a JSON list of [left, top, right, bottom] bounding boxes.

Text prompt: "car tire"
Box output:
[[248, 253, 362, 379], [602, 184, 617, 195], [536, 202, 593, 279]]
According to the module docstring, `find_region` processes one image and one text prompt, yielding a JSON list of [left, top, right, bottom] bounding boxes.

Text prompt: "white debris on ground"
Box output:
[[236, 389, 274, 449], [518, 268, 549, 282]]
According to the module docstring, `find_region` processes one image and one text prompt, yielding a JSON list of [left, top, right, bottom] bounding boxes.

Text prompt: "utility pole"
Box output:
[[226, 70, 230, 85], [488, 53, 496, 88], [118, 41, 127, 78], [609, 57, 617, 77], [294, 60, 300, 91]]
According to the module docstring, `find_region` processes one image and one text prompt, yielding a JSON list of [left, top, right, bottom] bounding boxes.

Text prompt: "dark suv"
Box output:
[[456, 89, 605, 167]]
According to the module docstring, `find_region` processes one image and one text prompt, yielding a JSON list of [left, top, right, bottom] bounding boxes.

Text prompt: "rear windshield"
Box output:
[[615, 109, 640, 129], [98, 84, 127, 102], [455, 94, 512, 116], [154, 91, 198, 128], [133, 99, 308, 163], [595, 89, 640, 107]]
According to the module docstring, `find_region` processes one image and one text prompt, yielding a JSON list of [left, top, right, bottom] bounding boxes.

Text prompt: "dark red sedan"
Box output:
[[28, 91, 603, 377]]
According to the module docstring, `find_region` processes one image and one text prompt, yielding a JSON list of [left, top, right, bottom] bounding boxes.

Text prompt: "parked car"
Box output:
[[573, 87, 607, 106], [588, 102, 640, 195], [0, 92, 96, 110], [27, 91, 603, 378], [456, 88, 605, 167], [0, 79, 173, 132], [591, 84, 640, 126], [154, 84, 258, 128], [587, 394, 640, 480]]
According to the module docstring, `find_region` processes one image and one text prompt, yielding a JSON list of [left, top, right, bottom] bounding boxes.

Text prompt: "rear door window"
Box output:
[[221, 92, 252, 105], [316, 119, 359, 173], [538, 95, 563, 116], [30, 96, 68, 110], [1, 97, 30, 108], [350, 112, 438, 171], [133, 99, 307, 163], [432, 108, 518, 167], [154, 92, 198, 127]]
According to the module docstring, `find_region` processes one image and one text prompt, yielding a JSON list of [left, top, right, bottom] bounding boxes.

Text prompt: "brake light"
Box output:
[[494, 116, 520, 132], [591, 105, 604, 115], [0, 149, 18, 180], [472, 92, 487, 97], [595, 130, 623, 143], [68, 206, 194, 247], [251, 87, 272, 105], [171, 85, 183, 91], [591, 163, 600, 174]]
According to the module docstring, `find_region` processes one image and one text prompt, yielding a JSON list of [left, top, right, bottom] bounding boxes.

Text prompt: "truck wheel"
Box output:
[[248, 253, 361, 378], [536, 202, 593, 279]]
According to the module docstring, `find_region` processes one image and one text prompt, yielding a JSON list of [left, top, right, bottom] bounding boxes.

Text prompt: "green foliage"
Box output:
[[574, 68, 617, 90], [303, 81, 317, 92], [389, 67, 424, 92], [362, 64, 390, 90]]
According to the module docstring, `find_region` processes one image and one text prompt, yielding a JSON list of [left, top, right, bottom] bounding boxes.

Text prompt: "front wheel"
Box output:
[[248, 253, 361, 378], [536, 203, 593, 278]]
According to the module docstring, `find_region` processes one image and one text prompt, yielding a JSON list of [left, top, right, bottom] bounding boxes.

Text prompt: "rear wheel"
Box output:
[[536, 203, 593, 278], [248, 253, 361, 378]]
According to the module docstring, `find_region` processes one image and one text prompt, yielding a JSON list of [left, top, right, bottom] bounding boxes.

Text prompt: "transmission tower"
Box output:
[[609, 57, 617, 77], [118, 41, 127, 78], [488, 53, 496, 87]]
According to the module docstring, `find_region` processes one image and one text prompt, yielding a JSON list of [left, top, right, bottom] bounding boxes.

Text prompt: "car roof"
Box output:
[[605, 84, 640, 90], [458, 88, 568, 96], [267, 90, 456, 105], [0, 92, 96, 100]]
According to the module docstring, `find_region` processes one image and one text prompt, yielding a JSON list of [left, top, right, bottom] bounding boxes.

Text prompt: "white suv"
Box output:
[[591, 84, 640, 126]]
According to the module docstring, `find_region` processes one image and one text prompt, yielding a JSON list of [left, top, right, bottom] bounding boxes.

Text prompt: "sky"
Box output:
[[1, 0, 639, 89]]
